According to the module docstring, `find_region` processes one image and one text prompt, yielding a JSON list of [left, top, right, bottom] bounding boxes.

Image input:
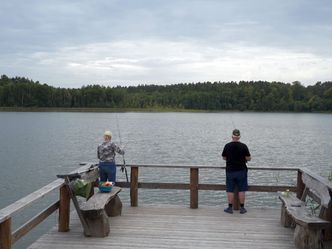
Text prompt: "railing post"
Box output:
[[325, 190, 332, 241], [58, 185, 70, 232], [233, 186, 240, 210], [190, 167, 199, 209], [296, 170, 305, 199], [130, 166, 138, 207], [0, 217, 12, 249], [326, 204, 332, 241]]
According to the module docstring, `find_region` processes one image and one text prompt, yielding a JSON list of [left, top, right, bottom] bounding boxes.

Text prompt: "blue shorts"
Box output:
[[226, 170, 248, 192], [99, 161, 116, 182]]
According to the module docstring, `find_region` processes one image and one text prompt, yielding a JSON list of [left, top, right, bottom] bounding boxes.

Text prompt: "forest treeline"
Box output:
[[0, 75, 331, 112]]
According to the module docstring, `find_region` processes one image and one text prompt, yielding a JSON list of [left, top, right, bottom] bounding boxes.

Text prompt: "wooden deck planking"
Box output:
[[29, 206, 297, 249]]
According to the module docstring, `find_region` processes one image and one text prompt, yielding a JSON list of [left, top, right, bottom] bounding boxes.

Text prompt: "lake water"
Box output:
[[0, 112, 331, 248]]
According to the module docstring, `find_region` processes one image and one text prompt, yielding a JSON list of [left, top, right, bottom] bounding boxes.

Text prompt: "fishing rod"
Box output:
[[115, 114, 129, 182], [228, 113, 250, 164]]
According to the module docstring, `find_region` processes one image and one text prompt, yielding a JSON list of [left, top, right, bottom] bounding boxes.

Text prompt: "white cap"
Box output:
[[104, 131, 112, 137]]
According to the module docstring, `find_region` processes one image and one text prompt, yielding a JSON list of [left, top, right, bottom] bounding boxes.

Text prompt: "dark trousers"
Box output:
[[99, 161, 116, 182]]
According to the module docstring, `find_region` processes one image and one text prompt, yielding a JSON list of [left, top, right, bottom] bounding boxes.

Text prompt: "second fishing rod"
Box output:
[[115, 114, 129, 182]]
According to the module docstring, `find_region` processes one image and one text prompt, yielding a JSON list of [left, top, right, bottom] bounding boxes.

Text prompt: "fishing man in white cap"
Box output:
[[97, 130, 125, 183]]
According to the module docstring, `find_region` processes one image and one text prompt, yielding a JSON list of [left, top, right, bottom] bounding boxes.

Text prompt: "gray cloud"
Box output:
[[0, 0, 331, 87]]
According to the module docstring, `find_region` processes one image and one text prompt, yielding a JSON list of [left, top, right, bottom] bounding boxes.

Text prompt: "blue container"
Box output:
[[98, 185, 113, 193]]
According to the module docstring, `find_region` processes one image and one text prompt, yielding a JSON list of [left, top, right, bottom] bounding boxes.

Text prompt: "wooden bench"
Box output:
[[57, 166, 123, 237], [279, 171, 331, 249], [79, 186, 122, 237]]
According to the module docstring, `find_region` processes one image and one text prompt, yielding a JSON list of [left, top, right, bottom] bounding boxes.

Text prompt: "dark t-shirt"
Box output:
[[222, 141, 251, 172]]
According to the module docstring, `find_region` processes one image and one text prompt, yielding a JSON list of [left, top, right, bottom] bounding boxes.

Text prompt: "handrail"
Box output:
[[0, 163, 94, 249], [299, 168, 332, 190], [0, 179, 63, 224], [114, 164, 299, 208], [0, 164, 92, 223], [11, 201, 60, 244], [0, 164, 300, 222], [0, 163, 330, 249], [116, 163, 299, 171]]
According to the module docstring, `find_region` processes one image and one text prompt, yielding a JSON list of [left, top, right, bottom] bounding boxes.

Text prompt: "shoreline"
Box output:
[[0, 107, 204, 113], [0, 107, 331, 113]]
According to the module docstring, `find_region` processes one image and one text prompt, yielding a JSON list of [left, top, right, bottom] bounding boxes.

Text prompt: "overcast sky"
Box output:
[[0, 0, 331, 87]]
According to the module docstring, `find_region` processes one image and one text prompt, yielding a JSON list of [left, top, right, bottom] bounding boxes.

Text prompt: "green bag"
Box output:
[[72, 179, 92, 199]]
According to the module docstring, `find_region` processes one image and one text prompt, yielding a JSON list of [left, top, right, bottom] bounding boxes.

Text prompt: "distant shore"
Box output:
[[0, 107, 330, 113], [0, 107, 205, 113]]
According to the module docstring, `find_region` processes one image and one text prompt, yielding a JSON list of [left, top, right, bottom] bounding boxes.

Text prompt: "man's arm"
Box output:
[[97, 146, 100, 159], [221, 144, 227, 160], [114, 143, 125, 155], [244, 144, 251, 162]]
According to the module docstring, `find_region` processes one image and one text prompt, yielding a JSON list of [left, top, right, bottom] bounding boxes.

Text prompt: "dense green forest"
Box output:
[[0, 75, 331, 112]]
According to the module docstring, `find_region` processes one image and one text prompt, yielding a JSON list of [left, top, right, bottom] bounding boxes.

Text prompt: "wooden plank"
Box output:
[[28, 206, 296, 249], [118, 163, 299, 171], [63, 176, 91, 237], [12, 201, 60, 244], [302, 172, 331, 208], [326, 205, 332, 240], [279, 194, 304, 208], [300, 186, 309, 201], [0, 179, 63, 223], [117, 182, 297, 193], [80, 187, 122, 211], [299, 168, 332, 239], [279, 194, 330, 229], [300, 168, 332, 190], [114, 182, 130, 188], [287, 206, 330, 229], [0, 163, 96, 224], [138, 182, 190, 189], [58, 185, 70, 232], [190, 168, 199, 209], [296, 170, 305, 199], [130, 167, 138, 207], [215, 183, 293, 192], [0, 217, 11, 249], [80, 168, 99, 182], [233, 186, 240, 210]]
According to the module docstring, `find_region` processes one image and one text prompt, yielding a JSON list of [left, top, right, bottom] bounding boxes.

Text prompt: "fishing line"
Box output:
[[229, 112, 236, 129], [115, 113, 129, 182]]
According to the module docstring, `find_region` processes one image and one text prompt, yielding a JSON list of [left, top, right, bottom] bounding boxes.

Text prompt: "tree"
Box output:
[[0, 75, 331, 112]]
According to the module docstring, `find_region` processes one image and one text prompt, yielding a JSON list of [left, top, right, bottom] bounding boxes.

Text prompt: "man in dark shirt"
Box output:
[[222, 129, 251, 214]]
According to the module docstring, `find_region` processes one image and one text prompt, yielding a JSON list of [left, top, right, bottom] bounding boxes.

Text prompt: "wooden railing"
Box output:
[[0, 163, 331, 249], [115, 164, 299, 209], [296, 168, 332, 240], [0, 179, 63, 249]]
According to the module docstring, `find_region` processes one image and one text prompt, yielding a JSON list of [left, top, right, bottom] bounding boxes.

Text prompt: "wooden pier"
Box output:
[[1, 164, 332, 249], [28, 206, 295, 249]]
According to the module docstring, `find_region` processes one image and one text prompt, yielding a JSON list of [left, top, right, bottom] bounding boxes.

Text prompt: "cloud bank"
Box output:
[[0, 0, 331, 87]]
